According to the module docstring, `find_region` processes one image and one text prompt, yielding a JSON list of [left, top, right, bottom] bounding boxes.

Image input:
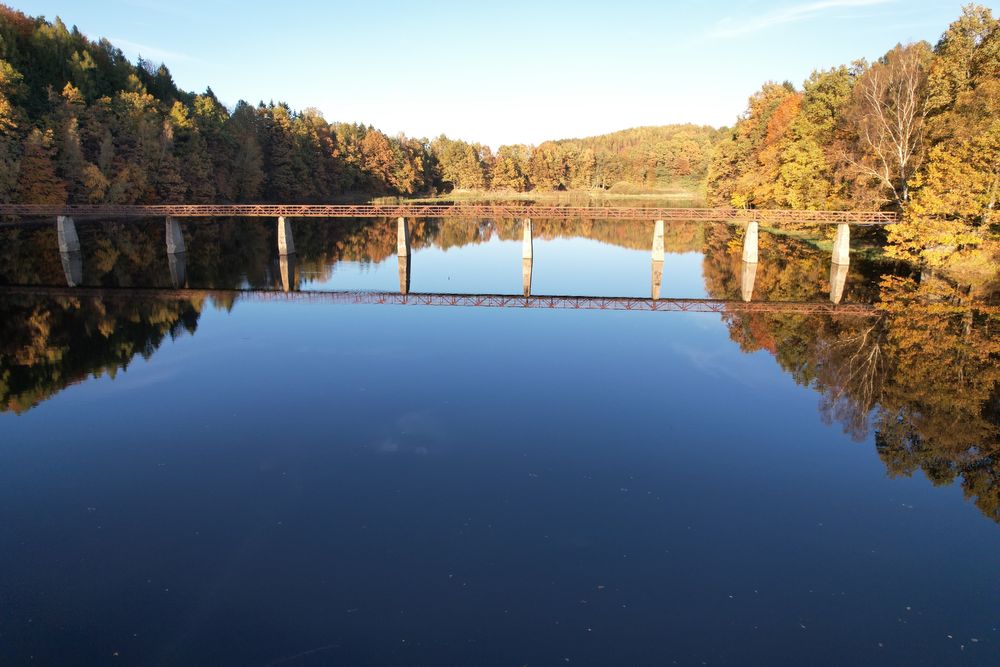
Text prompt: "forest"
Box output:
[[0, 4, 996, 272], [0, 4, 716, 208], [708, 4, 999, 273]]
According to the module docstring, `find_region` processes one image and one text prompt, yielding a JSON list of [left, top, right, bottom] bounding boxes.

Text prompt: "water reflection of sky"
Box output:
[[302, 236, 708, 298], [0, 222, 998, 664]]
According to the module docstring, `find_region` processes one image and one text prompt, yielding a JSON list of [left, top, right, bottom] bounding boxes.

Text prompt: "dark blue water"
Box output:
[[0, 219, 997, 665]]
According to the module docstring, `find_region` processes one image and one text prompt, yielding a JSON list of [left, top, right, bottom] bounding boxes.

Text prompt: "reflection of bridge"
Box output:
[[42, 217, 857, 305], [0, 204, 899, 224], [10, 200, 868, 303], [0, 285, 880, 316]]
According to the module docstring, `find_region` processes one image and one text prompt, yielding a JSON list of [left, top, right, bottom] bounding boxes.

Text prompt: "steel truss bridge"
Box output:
[[0, 285, 882, 316], [0, 204, 899, 225]]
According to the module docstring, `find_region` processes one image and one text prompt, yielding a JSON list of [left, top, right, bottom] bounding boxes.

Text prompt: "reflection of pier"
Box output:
[[0, 285, 882, 316], [740, 219, 850, 304], [41, 216, 861, 304]]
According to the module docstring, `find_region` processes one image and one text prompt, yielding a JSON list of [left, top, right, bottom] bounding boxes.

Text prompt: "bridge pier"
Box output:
[[56, 216, 80, 253], [523, 258, 533, 297], [60, 251, 82, 287], [522, 219, 533, 259], [397, 217, 410, 256], [651, 260, 664, 300], [831, 223, 850, 265], [166, 216, 185, 254], [742, 221, 759, 263], [741, 260, 758, 302], [277, 216, 295, 255], [168, 251, 187, 289], [652, 220, 665, 262], [399, 254, 410, 295], [830, 261, 849, 304]]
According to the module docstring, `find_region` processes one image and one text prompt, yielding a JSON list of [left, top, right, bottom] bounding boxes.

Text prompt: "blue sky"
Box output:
[[12, 0, 993, 146]]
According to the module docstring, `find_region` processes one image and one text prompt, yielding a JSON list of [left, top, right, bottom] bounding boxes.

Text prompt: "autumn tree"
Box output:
[[15, 128, 66, 204], [843, 42, 933, 206], [491, 145, 529, 191], [0, 58, 25, 201], [886, 5, 999, 269]]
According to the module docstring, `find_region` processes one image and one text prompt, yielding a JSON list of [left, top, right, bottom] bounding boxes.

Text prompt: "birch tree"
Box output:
[[846, 43, 933, 206]]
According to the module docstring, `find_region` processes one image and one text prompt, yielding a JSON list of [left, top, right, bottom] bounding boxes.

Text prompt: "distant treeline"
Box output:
[[0, 5, 716, 205], [707, 4, 999, 271]]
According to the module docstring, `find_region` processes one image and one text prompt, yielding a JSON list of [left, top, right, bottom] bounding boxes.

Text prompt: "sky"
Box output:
[[11, 0, 996, 147]]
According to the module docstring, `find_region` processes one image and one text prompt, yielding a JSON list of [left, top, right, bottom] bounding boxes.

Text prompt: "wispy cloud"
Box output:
[[710, 0, 895, 39], [107, 37, 196, 65]]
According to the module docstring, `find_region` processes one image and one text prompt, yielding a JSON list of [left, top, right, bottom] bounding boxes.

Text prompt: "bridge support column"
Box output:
[[831, 223, 850, 265], [166, 216, 185, 254], [651, 260, 664, 300], [278, 216, 295, 255], [60, 251, 83, 287], [830, 261, 849, 305], [397, 217, 410, 256], [399, 254, 410, 295], [522, 258, 533, 297], [652, 220, 665, 262], [168, 252, 187, 289], [742, 221, 759, 263], [522, 219, 533, 259], [56, 216, 80, 253], [741, 260, 758, 303]]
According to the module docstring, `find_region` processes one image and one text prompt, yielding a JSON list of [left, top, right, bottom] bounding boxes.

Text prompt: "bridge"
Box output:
[[0, 204, 893, 305], [0, 203, 899, 224]]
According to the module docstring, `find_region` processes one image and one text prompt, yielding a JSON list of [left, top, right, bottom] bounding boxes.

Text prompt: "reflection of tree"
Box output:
[[872, 276, 1000, 520], [0, 295, 202, 413], [704, 235, 1000, 522], [816, 317, 889, 440], [0, 217, 712, 413]]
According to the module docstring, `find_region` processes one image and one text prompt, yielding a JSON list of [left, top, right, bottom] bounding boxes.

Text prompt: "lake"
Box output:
[[1, 216, 998, 665]]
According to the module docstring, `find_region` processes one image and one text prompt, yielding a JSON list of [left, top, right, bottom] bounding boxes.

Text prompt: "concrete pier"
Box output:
[[651, 260, 664, 300], [740, 260, 758, 302], [830, 261, 849, 304], [652, 220, 665, 262], [56, 216, 80, 253], [397, 217, 410, 256], [522, 258, 533, 297], [168, 252, 187, 289], [742, 221, 759, 263], [831, 223, 850, 265], [60, 251, 82, 287], [522, 219, 533, 260], [277, 216, 295, 255], [166, 216, 185, 254], [399, 254, 410, 295]]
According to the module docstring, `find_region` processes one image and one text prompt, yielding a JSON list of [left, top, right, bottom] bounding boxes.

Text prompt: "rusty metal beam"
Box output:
[[0, 204, 900, 225]]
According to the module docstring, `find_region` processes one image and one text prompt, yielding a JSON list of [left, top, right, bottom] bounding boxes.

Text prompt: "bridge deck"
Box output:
[[0, 204, 899, 225]]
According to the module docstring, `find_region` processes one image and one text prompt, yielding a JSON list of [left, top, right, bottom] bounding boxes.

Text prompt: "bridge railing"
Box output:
[[0, 204, 900, 225]]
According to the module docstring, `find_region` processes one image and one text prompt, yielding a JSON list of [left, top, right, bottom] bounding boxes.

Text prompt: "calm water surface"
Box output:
[[0, 217, 998, 665]]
